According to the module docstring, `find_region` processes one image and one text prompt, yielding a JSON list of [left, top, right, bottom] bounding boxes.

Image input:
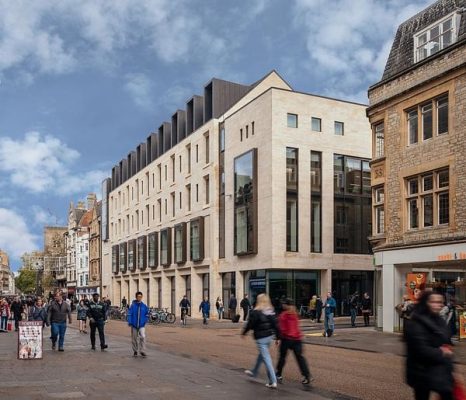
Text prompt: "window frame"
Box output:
[[160, 227, 172, 267], [311, 117, 322, 132], [190, 217, 205, 262], [334, 121, 344, 136], [174, 222, 187, 265], [287, 113, 298, 128], [373, 186, 385, 235]]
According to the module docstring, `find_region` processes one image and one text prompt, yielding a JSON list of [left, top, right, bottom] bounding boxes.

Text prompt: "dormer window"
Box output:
[[414, 12, 460, 62]]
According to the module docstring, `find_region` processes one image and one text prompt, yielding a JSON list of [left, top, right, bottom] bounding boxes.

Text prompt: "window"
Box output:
[[157, 164, 161, 190], [111, 245, 119, 274], [407, 94, 449, 144], [334, 121, 344, 136], [171, 192, 175, 218], [174, 223, 187, 264], [164, 199, 167, 215], [119, 242, 127, 273], [406, 169, 449, 229], [187, 145, 191, 174], [311, 151, 322, 252], [179, 155, 182, 173], [286, 148, 298, 252], [171, 155, 175, 182], [240, 128, 243, 142], [148, 232, 158, 268], [205, 133, 209, 163], [128, 240, 136, 272], [204, 175, 210, 204], [137, 236, 147, 270], [234, 149, 257, 255], [157, 199, 162, 222], [374, 122, 385, 158], [311, 117, 321, 132], [179, 191, 182, 210], [196, 184, 199, 203], [251, 121, 255, 135], [287, 113, 298, 128], [373, 187, 385, 235], [186, 184, 191, 212], [196, 144, 199, 163], [190, 217, 204, 261], [414, 13, 459, 62], [160, 228, 172, 266], [246, 125, 249, 139]]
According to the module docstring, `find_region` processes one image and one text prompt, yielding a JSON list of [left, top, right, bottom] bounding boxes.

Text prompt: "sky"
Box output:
[[0, 0, 432, 271]]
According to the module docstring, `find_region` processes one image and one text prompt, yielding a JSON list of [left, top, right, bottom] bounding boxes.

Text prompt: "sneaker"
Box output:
[[276, 375, 283, 384], [302, 376, 315, 385], [265, 383, 278, 389], [91, 346, 96, 351], [52, 343, 56, 350], [244, 370, 254, 377], [101, 345, 108, 351], [58, 348, 64, 352], [133, 351, 138, 357], [140, 352, 147, 357]]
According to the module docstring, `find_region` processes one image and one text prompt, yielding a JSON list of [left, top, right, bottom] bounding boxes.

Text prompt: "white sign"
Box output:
[[18, 321, 43, 360]]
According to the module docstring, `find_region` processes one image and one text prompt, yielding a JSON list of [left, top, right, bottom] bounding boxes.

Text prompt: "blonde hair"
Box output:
[[254, 293, 273, 311]]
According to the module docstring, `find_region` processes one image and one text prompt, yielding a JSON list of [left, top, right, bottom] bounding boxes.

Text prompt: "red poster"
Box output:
[[406, 273, 426, 301]]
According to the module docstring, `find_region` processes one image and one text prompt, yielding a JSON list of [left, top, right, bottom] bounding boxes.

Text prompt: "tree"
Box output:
[[15, 269, 36, 294]]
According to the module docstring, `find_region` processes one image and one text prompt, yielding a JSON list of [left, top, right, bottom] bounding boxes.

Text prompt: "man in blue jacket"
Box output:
[[323, 292, 337, 337], [127, 292, 149, 357], [199, 297, 210, 325]]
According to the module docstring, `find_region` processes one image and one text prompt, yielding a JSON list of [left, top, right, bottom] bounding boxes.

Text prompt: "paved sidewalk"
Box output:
[[0, 327, 357, 400]]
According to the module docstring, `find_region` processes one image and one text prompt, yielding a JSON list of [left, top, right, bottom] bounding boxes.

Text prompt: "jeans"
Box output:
[[51, 322, 67, 349], [0, 316, 7, 331], [324, 313, 334, 333], [363, 312, 370, 326], [250, 335, 277, 384], [202, 312, 209, 324], [350, 308, 357, 326], [90, 320, 106, 349], [276, 339, 310, 379], [242, 308, 249, 321], [14, 316, 22, 331], [131, 327, 146, 353], [217, 308, 223, 320]]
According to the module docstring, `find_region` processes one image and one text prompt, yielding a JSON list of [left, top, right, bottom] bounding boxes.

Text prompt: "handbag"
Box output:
[[454, 374, 466, 400]]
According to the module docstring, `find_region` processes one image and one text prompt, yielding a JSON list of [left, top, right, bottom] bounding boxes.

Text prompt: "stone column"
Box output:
[[382, 264, 395, 333]]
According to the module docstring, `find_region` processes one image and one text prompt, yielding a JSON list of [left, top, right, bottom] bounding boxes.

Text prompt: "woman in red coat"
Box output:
[[0, 298, 11, 331], [275, 298, 313, 386]]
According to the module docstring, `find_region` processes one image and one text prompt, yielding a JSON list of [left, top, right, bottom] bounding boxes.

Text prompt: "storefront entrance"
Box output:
[[332, 270, 374, 316]]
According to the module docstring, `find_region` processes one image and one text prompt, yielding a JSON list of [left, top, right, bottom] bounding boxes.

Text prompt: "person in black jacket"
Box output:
[[241, 293, 279, 389], [10, 297, 24, 331], [240, 294, 251, 321], [404, 291, 454, 400], [87, 293, 108, 351]]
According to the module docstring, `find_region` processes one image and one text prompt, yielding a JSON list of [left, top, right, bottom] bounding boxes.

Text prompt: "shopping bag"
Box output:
[[454, 378, 466, 400], [7, 321, 12, 331]]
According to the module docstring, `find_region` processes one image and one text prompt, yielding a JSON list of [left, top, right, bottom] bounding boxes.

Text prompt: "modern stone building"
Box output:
[[103, 71, 372, 317], [367, 0, 466, 332]]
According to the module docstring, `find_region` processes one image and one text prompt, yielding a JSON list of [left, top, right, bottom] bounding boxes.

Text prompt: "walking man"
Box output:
[[87, 293, 108, 351], [127, 291, 149, 357], [240, 294, 251, 321], [47, 291, 72, 351], [199, 297, 210, 325], [228, 294, 237, 321], [10, 296, 24, 331], [349, 291, 359, 327], [323, 292, 336, 337], [121, 296, 127, 309]]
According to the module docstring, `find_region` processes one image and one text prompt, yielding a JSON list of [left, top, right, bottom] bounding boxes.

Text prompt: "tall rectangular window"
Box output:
[[373, 187, 385, 234], [287, 113, 298, 128], [174, 223, 186, 264], [186, 184, 191, 212], [205, 133, 209, 164], [311, 151, 322, 252], [111, 245, 119, 274], [148, 232, 158, 268], [160, 228, 172, 266], [179, 155, 182, 173], [422, 103, 433, 140], [190, 217, 204, 261], [374, 122, 384, 158], [119, 242, 127, 273], [157, 199, 161, 222], [311, 117, 321, 132], [437, 96, 448, 134], [334, 121, 344, 136], [157, 164, 162, 190], [219, 122, 226, 259], [128, 240, 136, 272], [171, 192, 175, 218], [137, 236, 147, 270], [196, 144, 199, 163], [171, 155, 175, 182], [187, 145, 191, 174], [204, 175, 210, 204], [196, 184, 199, 203], [234, 149, 257, 255], [286, 147, 298, 252]]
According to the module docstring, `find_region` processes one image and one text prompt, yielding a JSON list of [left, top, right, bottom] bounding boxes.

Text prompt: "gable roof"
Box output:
[[380, 0, 466, 82]]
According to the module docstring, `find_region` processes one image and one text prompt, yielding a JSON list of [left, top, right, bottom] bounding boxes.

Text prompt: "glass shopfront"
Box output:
[[332, 270, 374, 316]]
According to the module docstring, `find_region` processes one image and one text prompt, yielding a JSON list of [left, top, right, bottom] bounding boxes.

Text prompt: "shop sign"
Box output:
[[437, 252, 466, 261], [18, 321, 43, 360], [249, 278, 266, 289], [460, 312, 466, 340], [406, 273, 426, 301]]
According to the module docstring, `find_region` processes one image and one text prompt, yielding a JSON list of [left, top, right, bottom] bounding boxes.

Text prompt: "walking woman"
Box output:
[[77, 299, 88, 334], [215, 297, 224, 320], [241, 293, 278, 389], [28, 297, 47, 327], [0, 298, 10, 332], [404, 291, 454, 400], [275, 299, 313, 386]]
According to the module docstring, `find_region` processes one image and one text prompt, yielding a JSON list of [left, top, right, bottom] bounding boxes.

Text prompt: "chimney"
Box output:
[[87, 193, 97, 210]]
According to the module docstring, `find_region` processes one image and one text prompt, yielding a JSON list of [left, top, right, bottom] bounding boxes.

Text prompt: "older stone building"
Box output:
[[102, 70, 373, 317], [0, 250, 15, 295], [89, 201, 102, 293], [367, 0, 466, 332]]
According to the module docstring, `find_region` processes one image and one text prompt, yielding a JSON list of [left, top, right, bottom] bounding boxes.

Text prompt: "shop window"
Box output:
[[174, 223, 187, 264]]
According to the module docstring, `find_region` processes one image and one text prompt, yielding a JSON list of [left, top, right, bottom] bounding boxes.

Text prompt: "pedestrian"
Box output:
[[104, 296, 112, 319], [127, 291, 149, 357], [179, 295, 191, 326], [275, 299, 313, 386], [349, 291, 359, 327], [87, 293, 108, 351], [82, 295, 90, 307], [0, 298, 10, 332], [122, 296, 127, 309], [309, 295, 317, 321], [241, 293, 279, 389], [404, 291, 454, 400], [46, 291, 72, 351], [228, 294, 237, 320], [361, 292, 372, 327], [315, 295, 323, 323], [10, 296, 24, 331], [199, 297, 210, 325], [77, 299, 88, 334], [323, 292, 336, 337], [215, 297, 224, 320], [240, 294, 252, 321], [28, 297, 47, 327]]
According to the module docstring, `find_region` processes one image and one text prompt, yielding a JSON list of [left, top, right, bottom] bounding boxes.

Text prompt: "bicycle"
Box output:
[[148, 308, 176, 324]]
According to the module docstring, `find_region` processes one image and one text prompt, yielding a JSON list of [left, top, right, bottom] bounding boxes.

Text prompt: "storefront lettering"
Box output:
[[437, 252, 466, 261]]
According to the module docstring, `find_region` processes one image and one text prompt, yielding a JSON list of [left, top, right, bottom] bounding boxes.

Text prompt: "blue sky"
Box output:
[[0, 0, 431, 270]]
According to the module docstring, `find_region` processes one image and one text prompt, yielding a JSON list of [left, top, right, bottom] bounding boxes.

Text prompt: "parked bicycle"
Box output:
[[108, 306, 128, 321], [148, 308, 176, 324]]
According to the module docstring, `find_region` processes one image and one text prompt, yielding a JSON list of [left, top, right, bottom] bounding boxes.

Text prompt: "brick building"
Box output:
[[367, 0, 466, 332]]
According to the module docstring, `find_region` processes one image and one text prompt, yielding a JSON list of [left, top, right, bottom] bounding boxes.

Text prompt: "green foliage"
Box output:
[[15, 269, 36, 294]]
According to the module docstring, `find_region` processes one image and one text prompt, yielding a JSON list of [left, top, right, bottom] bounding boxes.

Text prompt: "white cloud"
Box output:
[[0, 131, 107, 196], [31, 205, 62, 226], [124, 73, 154, 111], [292, 0, 432, 101], [0, 208, 39, 258]]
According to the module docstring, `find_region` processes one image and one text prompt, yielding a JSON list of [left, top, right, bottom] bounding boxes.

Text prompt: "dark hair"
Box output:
[[415, 290, 443, 315], [135, 291, 143, 297]]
